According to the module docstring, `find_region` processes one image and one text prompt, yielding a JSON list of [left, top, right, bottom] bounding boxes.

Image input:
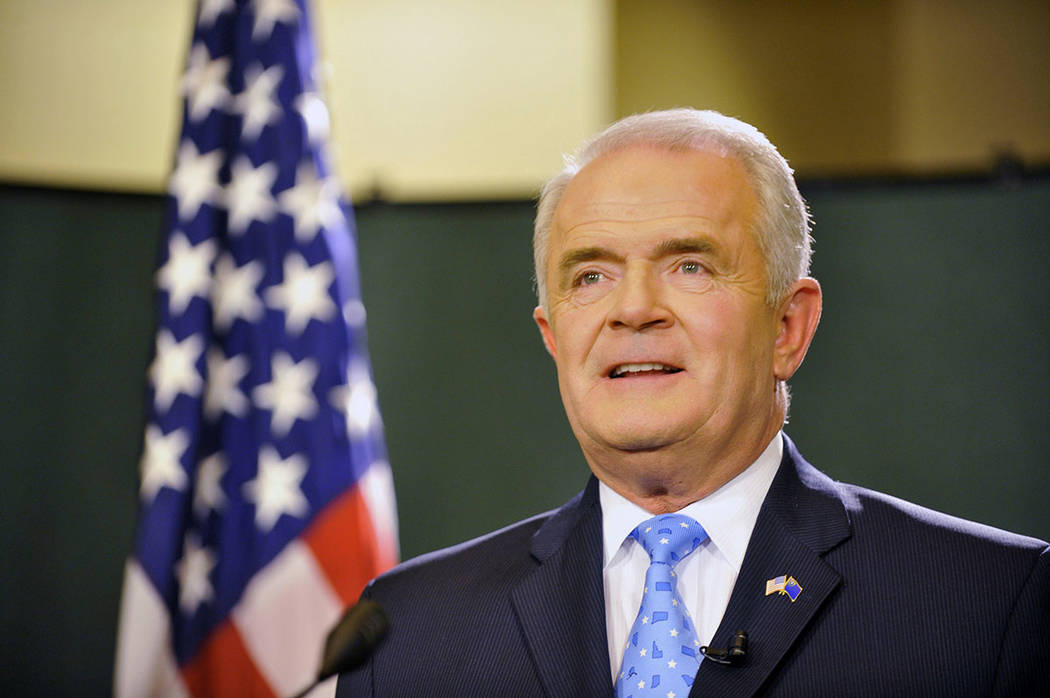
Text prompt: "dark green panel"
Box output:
[[0, 186, 160, 695], [789, 179, 1050, 540], [1, 176, 1047, 694]]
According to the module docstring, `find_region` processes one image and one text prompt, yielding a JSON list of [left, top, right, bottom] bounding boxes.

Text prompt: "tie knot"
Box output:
[[631, 513, 708, 566]]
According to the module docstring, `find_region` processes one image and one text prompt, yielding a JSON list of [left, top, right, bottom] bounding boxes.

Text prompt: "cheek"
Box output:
[[682, 295, 740, 344], [553, 309, 603, 362], [683, 298, 772, 363]]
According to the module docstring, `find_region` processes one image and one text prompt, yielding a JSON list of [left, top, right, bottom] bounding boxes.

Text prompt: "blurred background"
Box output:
[[1, 0, 1047, 694]]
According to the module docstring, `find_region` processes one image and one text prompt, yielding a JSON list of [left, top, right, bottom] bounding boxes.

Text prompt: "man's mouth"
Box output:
[[609, 362, 684, 378]]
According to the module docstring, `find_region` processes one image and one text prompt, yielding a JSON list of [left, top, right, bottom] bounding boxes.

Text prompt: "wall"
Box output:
[[2, 178, 1048, 693], [616, 0, 1050, 175], [0, 0, 612, 198], [1, 1, 1048, 195]]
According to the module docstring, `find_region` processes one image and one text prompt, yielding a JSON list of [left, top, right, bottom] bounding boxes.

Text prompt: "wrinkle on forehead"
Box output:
[[555, 207, 737, 241], [554, 179, 752, 238]]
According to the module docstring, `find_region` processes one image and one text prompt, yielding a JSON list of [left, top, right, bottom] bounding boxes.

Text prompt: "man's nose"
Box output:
[[607, 264, 672, 331]]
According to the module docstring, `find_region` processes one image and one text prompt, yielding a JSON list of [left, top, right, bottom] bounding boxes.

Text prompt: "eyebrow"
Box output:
[[556, 247, 623, 290], [653, 237, 717, 258], [557, 246, 624, 272], [555, 237, 718, 289]]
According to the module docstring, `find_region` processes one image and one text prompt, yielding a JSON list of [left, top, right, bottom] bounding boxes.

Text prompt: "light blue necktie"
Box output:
[[616, 513, 709, 698]]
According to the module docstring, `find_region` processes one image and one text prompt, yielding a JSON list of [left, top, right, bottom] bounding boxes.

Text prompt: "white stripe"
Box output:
[[360, 459, 399, 560], [306, 676, 338, 698], [114, 559, 189, 698], [232, 539, 344, 697]]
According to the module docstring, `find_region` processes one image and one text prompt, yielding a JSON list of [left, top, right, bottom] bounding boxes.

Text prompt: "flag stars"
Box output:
[[139, 425, 189, 501], [343, 299, 367, 328], [253, 352, 319, 436], [243, 446, 309, 531], [204, 348, 250, 419], [156, 232, 216, 315], [251, 0, 299, 40], [181, 44, 230, 121], [233, 63, 284, 140], [265, 253, 336, 334], [278, 162, 345, 242], [667, 659, 677, 669], [169, 141, 223, 221], [211, 255, 264, 330], [669, 628, 679, 637], [295, 92, 330, 144], [197, 0, 233, 27], [660, 537, 670, 545], [639, 648, 647, 657], [176, 535, 216, 613], [193, 452, 227, 515], [642, 615, 649, 624], [150, 330, 204, 411], [667, 692, 676, 698], [225, 156, 278, 234], [330, 366, 381, 439], [637, 679, 646, 689]]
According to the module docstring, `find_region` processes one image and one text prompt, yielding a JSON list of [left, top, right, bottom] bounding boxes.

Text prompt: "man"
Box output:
[[337, 109, 1048, 696]]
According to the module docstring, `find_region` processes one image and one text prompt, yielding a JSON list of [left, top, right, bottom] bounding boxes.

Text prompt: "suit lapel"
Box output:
[[511, 477, 614, 698], [692, 437, 851, 697]]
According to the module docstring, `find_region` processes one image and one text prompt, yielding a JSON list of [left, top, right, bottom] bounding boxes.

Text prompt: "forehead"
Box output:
[[551, 144, 757, 246]]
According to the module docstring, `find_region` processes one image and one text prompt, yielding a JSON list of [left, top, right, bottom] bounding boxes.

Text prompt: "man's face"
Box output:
[[534, 145, 784, 475]]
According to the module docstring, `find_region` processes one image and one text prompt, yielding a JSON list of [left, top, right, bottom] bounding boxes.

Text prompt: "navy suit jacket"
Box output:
[[337, 437, 1050, 696]]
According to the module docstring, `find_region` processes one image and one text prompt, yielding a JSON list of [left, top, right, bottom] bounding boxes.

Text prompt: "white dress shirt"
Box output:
[[599, 432, 783, 680]]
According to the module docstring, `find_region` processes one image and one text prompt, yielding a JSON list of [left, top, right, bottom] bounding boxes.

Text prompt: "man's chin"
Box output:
[[572, 411, 696, 456], [600, 429, 680, 454]]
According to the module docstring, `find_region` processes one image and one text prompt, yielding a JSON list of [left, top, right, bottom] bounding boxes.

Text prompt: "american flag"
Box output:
[[115, 1, 398, 696]]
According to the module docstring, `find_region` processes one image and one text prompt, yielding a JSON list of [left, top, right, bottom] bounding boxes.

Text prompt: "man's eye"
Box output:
[[680, 261, 701, 274], [579, 271, 604, 285]]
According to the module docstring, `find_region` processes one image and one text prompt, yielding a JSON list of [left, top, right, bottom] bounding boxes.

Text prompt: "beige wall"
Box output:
[[0, 0, 1046, 197], [317, 0, 613, 200], [0, 0, 613, 198], [0, 1, 192, 191], [616, 0, 1050, 175]]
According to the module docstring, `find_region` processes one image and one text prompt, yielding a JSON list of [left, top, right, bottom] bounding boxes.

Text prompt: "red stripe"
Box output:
[[181, 621, 276, 698], [303, 484, 396, 605], [180, 484, 394, 694]]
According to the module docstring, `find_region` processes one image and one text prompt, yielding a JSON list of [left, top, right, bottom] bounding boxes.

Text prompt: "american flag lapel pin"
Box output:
[[765, 575, 803, 602]]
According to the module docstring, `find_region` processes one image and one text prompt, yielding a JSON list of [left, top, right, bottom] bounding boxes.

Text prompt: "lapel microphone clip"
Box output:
[[699, 629, 748, 666]]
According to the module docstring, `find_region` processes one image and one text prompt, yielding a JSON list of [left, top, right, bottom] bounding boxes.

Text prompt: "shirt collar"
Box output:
[[599, 432, 783, 572]]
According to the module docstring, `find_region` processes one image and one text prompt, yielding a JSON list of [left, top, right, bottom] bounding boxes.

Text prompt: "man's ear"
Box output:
[[772, 277, 822, 382], [533, 305, 557, 359]]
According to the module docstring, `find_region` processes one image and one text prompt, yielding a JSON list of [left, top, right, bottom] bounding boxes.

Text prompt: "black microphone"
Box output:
[[288, 598, 389, 698], [699, 629, 748, 666]]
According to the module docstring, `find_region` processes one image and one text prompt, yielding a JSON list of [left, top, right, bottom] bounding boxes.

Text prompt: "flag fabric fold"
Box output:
[[116, 1, 397, 695]]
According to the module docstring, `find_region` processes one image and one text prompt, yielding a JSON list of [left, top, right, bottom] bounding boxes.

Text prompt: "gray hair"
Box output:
[[533, 108, 812, 309]]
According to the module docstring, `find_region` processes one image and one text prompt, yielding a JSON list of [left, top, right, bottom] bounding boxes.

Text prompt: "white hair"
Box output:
[[533, 108, 812, 309]]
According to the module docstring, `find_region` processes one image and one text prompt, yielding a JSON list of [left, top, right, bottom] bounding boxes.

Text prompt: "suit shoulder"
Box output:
[[370, 509, 555, 593], [836, 481, 1048, 559]]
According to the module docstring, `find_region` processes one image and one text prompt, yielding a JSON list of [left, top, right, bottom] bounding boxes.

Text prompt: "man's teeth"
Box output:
[[611, 363, 679, 377]]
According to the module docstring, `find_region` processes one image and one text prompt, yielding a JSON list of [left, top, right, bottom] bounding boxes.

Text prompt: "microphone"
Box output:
[[288, 598, 389, 698], [699, 629, 748, 666]]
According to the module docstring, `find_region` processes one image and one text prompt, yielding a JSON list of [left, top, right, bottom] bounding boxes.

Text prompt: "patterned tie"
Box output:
[[616, 513, 709, 698]]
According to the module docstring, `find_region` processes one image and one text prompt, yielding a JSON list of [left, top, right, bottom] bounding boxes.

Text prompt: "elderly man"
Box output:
[[337, 109, 1048, 696]]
